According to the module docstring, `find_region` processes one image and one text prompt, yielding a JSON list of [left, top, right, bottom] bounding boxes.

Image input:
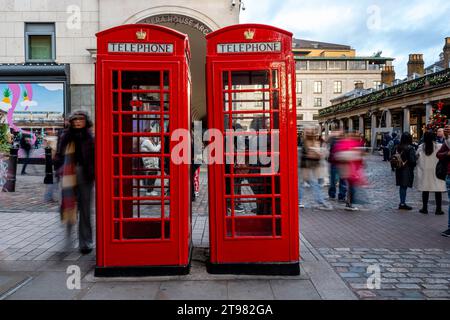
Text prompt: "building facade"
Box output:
[[0, 0, 240, 123], [318, 38, 450, 148], [293, 39, 394, 130]]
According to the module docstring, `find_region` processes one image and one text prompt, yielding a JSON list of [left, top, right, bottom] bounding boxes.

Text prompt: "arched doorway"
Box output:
[[134, 14, 216, 121]]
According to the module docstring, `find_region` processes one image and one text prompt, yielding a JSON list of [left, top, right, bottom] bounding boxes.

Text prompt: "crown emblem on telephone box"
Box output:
[[244, 29, 255, 40], [136, 29, 147, 40]]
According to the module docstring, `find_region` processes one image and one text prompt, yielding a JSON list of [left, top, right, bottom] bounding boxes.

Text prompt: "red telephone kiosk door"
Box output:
[[206, 24, 299, 275], [95, 24, 192, 276]]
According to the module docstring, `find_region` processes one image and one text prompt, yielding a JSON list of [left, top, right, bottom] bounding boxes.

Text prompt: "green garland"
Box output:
[[319, 69, 450, 118]]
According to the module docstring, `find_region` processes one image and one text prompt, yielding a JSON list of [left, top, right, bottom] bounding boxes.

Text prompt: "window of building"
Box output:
[[25, 23, 55, 62], [328, 61, 346, 70], [368, 63, 381, 71], [373, 81, 382, 89], [297, 98, 302, 106], [334, 81, 342, 94], [313, 81, 322, 94], [313, 114, 319, 121], [314, 98, 322, 107], [348, 60, 367, 70], [296, 61, 308, 70], [296, 81, 302, 93], [297, 114, 304, 121], [309, 61, 327, 70]]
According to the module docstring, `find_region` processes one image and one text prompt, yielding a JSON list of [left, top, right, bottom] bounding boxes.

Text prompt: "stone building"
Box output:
[[293, 39, 394, 130], [318, 37, 450, 148]]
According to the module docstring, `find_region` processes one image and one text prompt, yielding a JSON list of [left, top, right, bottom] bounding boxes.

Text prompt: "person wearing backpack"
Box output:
[[393, 132, 417, 210], [415, 131, 446, 215]]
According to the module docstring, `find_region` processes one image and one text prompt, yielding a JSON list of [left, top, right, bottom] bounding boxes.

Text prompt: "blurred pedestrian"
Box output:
[[299, 127, 333, 210], [436, 125, 450, 237], [334, 132, 367, 211], [327, 130, 347, 202], [392, 132, 417, 210], [436, 128, 445, 144], [415, 131, 445, 215], [43, 131, 59, 202], [381, 132, 392, 162], [20, 133, 33, 175], [54, 111, 95, 254], [388, 132, 401, 172]]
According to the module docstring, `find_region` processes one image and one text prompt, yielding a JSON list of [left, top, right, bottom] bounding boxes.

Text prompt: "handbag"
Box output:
[[436, 159, 448, 181]]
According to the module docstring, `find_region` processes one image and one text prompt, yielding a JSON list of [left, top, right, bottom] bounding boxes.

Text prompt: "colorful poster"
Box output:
[[0, 82, 65, 158]]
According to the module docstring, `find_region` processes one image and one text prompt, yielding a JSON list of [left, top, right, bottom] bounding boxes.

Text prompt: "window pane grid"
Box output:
[[112, 69, 171, 241], [221, 69, 282, 239]]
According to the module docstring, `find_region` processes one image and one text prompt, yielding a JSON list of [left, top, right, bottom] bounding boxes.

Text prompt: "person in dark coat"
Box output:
[[54, 111, 95, 254], [436, 125, 450, 238], [394, 132, 417, 210]]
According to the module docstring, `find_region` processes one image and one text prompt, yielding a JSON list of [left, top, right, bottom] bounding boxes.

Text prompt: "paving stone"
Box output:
[[227, 280, 274, 300], [270, 280, 321, 300], [377, 290, 404, 298], [398, 278, 423, 284], [82, 282, 161, 300], [386, 268, 409, 273], [423, 290, 450, 298], [339, 273, 361, 278], [422, 284, 449, 290], [356, 290, 377, 298], [383, 273, 407, 278], [425, 278, 448, 284]]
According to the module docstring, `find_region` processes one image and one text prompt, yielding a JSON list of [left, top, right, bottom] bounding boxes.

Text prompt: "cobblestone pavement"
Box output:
[[319, 248, 450, 300], [300, 154, 450, 299], [0, 156, 449, 300]]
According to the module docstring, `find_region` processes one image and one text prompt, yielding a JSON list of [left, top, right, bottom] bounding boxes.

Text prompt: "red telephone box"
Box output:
[[95, 24, 192, 276], [206, 24, 299, 275]]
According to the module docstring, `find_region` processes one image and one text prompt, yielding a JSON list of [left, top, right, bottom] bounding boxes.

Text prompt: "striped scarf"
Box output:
[[60, 142, 77, 225]]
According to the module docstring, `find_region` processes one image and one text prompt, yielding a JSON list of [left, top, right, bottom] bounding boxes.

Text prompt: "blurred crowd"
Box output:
[[298, 126, 450, 238]]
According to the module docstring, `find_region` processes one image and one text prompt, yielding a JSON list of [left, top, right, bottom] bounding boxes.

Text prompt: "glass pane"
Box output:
[[272, 70, 279, 88], [231, 71, 269, 90], [224, 114, 275, 131], [115, 113, 165, 134], [223, 71, 229, 90], [122, 92, 169, 112], [229, 91, 270, 112], [29, 35, 52, 60], [121, 71, 161, 90], [118, 176, 170, 198], [112, 71, 119, 90]]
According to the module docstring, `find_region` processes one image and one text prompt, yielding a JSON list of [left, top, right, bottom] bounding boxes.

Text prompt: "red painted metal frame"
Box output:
[[96, 24, 191, 269], [206, 24, 299, 265]]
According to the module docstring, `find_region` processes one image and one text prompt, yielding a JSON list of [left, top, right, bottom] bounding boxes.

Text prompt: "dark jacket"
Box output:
[[436, 142, 450, 175], [395, 145, 417, 188], [54, 128, 95, 183]]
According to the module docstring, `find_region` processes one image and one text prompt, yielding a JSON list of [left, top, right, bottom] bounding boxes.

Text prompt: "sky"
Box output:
[[240, 0, 450, 79], [0, 83, 64, 113]]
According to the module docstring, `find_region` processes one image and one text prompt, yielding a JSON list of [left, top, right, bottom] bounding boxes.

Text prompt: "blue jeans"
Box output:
[[399, 186, 408, 205], [300, 169, 326, 205], [446, 177, 450, 228], [328, 165, 347, 200]]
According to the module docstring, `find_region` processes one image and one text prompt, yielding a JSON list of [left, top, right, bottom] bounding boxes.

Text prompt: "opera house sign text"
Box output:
[[140, 14, 213, 36]]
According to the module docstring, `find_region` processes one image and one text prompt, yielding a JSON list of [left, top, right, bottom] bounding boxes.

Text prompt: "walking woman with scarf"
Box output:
[[55, 111, 95, 254]]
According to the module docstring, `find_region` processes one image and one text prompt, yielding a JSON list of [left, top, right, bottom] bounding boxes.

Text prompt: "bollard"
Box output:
[[44, 147, 54, 185], [2, 147, 18, 192]]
